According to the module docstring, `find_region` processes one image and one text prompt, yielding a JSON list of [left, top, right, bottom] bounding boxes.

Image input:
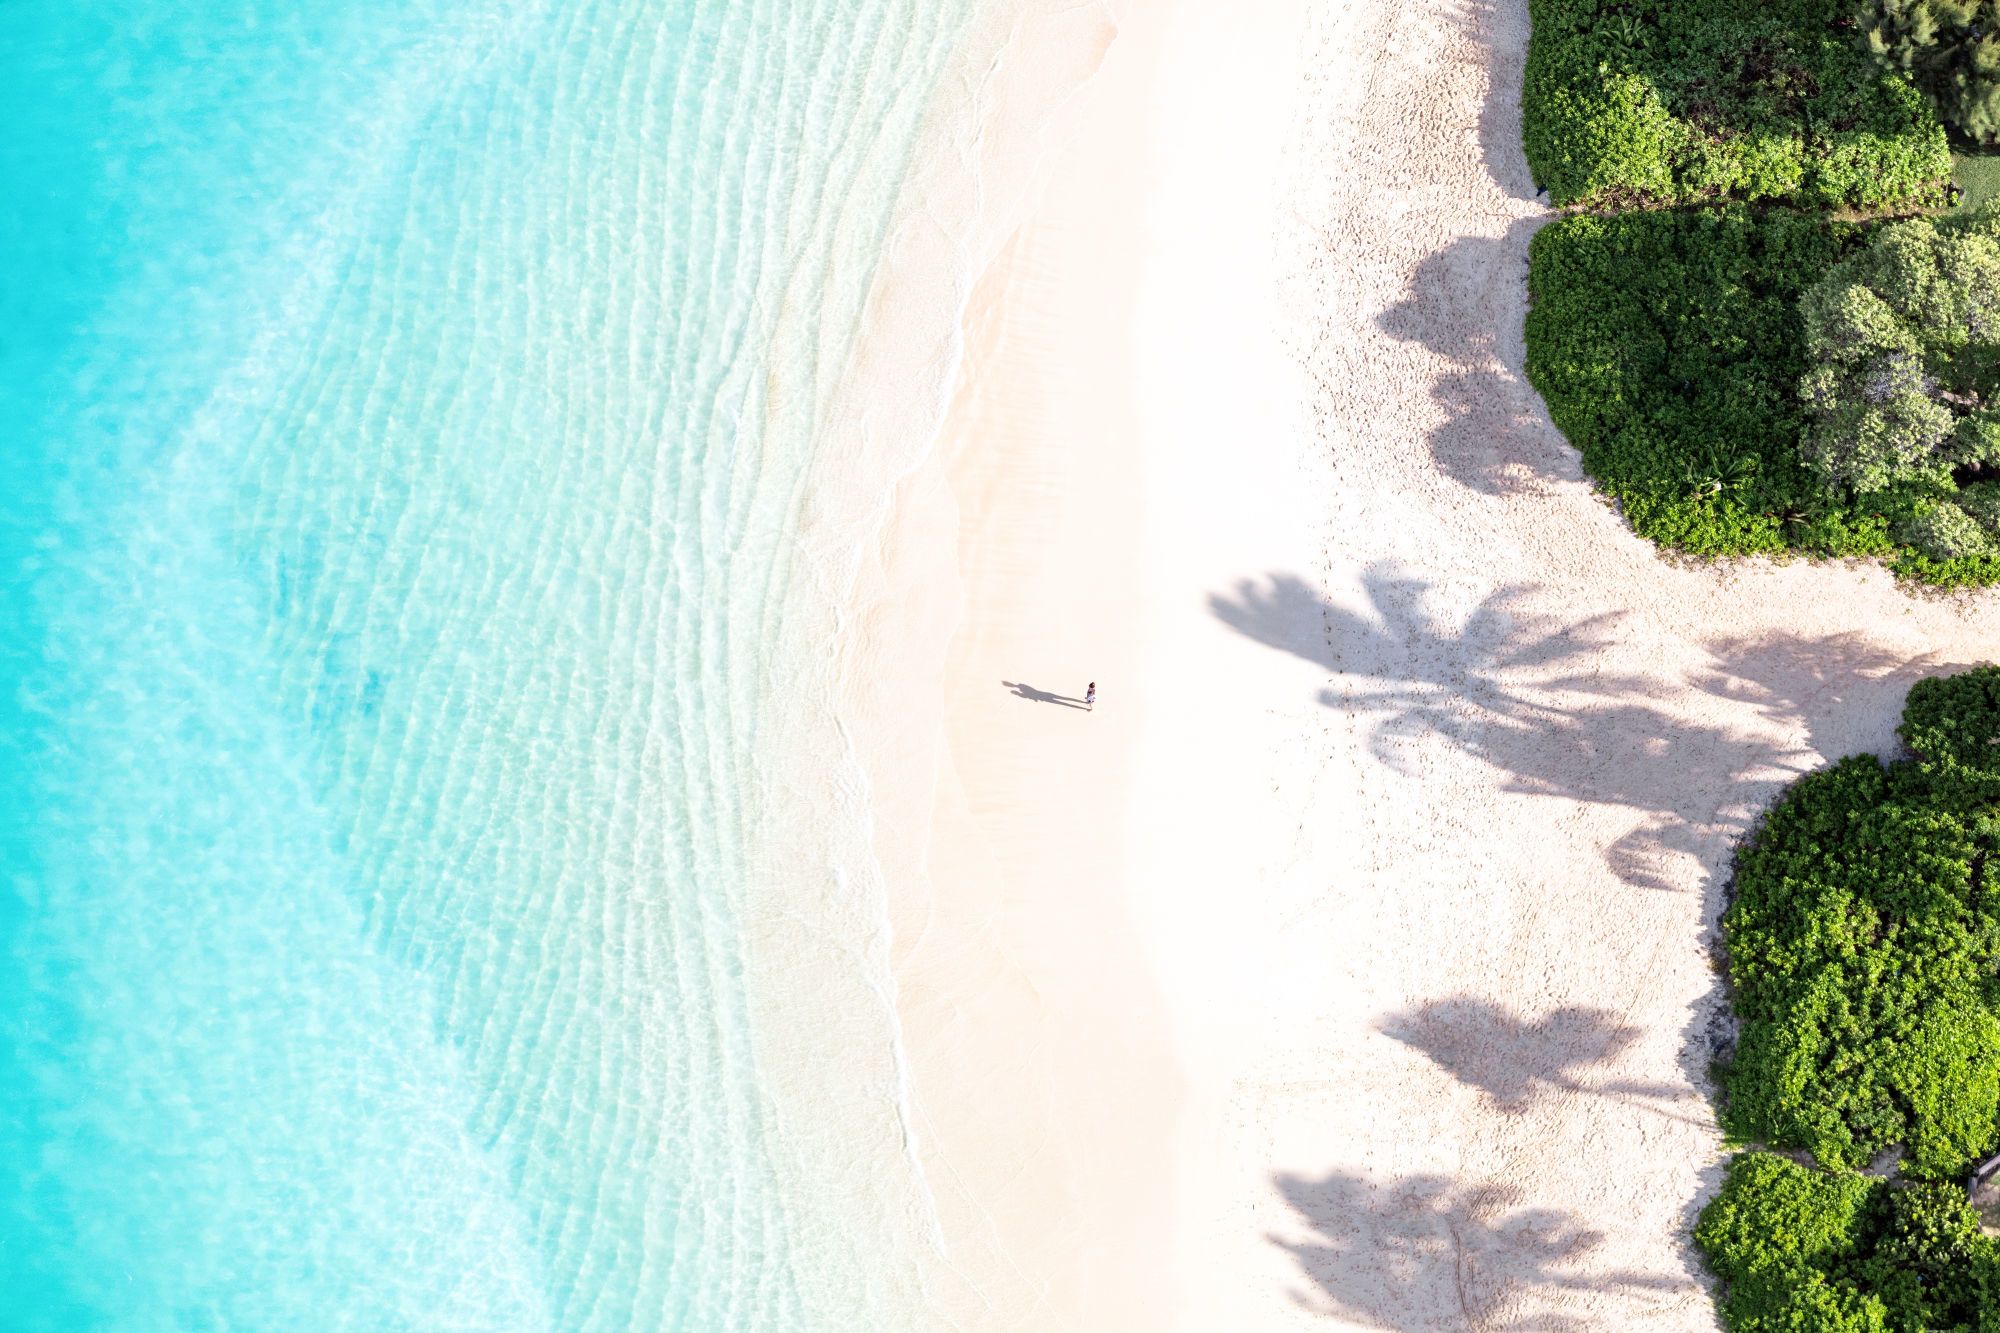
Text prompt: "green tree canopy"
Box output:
[[1800, 211, 2000, 559], [1860, 0, 2000, 144], [1722, 666, 2000, 1179], [1697, 1154, 2000, 1332], [1701, 671, 2000, 1330]]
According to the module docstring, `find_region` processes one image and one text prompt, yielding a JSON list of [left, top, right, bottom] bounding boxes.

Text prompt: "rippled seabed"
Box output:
[[0, 1, 973, 1327]]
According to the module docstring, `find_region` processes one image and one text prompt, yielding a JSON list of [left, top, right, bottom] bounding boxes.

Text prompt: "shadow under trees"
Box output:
[[1377, 219, 1563, 499], [1272, 1169, 1682, 1329], [1208, 565, 1948, 894], [1380, 999, 1649, 1114], [1220, 565, 1966, 1317]]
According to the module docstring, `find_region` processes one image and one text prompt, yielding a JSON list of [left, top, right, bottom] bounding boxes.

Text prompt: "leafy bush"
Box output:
[[1799, 210, 2000, 561], [1721, 750, 2000, 1177], [1695, 1154, 1892, 1332], [1860, 0, 2000, 144], [1903, 666, 2000, 778], [1526, 208, 1889, 556], [1697, 1153, 2000, 1331], [1698, 1152, 1880, 1274], [1695, 669, 2000, 1331], [1523, 0, 1951, 207], [1527, 208, 2000, 583]]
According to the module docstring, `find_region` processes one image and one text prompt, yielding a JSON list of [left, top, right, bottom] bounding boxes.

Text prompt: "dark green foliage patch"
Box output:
[[1861, 0, 2000, 145], [1696, 669, 2000, 1331], [1525, 208, 1894, 558], [1523, 0, 1951, 207], [1904, 668, 2000, 790], [1696, 1152, 2000, 1331], [1525, 208, 2000, 583], [1721, 746, 2000, 1176], [1797, 209, 2000, 569]]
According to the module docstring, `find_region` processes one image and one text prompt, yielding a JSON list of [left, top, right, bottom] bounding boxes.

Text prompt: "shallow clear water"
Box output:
[[0, 1, 974, 1326]]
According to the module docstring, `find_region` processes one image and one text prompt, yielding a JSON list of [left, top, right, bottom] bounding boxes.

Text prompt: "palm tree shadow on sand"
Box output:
[[1367, 0, 1562, 501], [1270, 1169, 1684, 1328], [1207, 564, 1954, 895], [1215, 565, 1968, 1318], [1376, 998, 1693, 1117]]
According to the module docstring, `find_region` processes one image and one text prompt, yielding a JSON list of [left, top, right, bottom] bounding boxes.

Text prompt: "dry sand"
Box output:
[[845, 0, 2000, 1327]]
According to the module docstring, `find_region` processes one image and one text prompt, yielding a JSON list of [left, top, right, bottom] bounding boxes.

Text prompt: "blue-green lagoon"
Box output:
[[0, 1, 992, 1326]]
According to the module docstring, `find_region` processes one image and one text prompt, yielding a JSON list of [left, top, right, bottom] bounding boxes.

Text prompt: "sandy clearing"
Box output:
[[856, 0, 2000, 1327]]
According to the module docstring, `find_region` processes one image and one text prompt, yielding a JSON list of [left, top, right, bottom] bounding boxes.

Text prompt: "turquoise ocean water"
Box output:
[[0, 1, 980, 1326]]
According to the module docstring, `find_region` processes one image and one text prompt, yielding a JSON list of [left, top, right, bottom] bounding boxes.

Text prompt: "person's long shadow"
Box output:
[[1271, 1169, 1681, 1328], [1000, 680, 1088, 709]]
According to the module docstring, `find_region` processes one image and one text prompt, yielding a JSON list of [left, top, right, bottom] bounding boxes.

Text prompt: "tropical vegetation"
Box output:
[[1697, 667, 2000, 1329], [1525, 208, 1890, 560], [1518, 0, 2000, 583], [1523, 0, 1950, 208], [1860, 0, 2000, 144], [1799, 211, 2000, 576], [1696, 1152, 2000, 1331]]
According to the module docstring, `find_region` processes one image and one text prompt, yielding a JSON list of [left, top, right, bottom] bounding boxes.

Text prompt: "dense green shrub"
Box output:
[[1696, 1153, 2000, 1331], [1523, 0, 1951, 207], [1526, 208, 2000, 583], [1695, 669, 2000, 1331], [1903, 666, 2000, 785], [1799, 210, 2000, 563], [1721, 750, 2000, 1176], [1861, 0, 2000, 144], [1696, 1154, 1891, 1331], [1526, 208, 1890, 556]]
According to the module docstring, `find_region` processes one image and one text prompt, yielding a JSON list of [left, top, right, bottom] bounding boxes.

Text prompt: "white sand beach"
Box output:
[[839, 0, 2000, 1327]]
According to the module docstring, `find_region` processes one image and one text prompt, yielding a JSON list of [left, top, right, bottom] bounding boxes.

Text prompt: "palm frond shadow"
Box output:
[[1272, 1169, 1682, 1328], [1210, 565, 1941, 893]]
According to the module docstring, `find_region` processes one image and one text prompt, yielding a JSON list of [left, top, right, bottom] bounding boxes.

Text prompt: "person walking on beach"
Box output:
[[1084, 681, 1096, 711]]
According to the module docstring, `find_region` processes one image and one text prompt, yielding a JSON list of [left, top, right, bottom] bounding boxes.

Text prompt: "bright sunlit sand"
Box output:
[[845, 0, 2000, 1328]]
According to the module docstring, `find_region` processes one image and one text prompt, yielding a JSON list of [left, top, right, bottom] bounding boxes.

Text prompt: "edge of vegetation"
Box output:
[[1694, 666, 2000, 1328]]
